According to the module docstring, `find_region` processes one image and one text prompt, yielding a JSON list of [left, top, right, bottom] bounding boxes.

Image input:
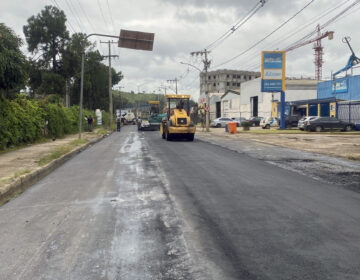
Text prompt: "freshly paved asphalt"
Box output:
[[0, 125, 360, 279]]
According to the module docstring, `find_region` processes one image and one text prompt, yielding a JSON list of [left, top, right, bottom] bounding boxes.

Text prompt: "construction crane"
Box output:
[[333, 36, 360, 78], [284, 25, 334, 81]]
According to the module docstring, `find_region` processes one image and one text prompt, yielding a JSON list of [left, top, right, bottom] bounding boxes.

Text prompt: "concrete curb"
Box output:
[[0, 132, 112, 206]]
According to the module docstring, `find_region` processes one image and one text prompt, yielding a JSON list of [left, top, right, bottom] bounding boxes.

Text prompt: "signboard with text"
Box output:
[[332, 77, 348, 94], [261, 51, 286, 92], [118, 29, 155, 51]]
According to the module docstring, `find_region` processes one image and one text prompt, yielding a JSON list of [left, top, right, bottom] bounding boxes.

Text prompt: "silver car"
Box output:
[[211, 117, 238, 128], [298, 116, 317, 130]]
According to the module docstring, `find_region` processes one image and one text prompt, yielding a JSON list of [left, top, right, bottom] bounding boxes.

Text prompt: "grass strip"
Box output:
[[38, 139, 88, 166]]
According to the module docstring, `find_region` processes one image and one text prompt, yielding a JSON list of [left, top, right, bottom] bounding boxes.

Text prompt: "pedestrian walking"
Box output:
[[116, 115, 121, 132], [88, 116, 93, 132]]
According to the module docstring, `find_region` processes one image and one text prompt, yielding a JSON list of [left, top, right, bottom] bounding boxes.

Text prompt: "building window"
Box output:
[[208, 76, 211, 80], [232, 82, 236, 86], [226, 74, 230, 78], [213, 75, 216, 79], [233, 75, 236, 78], [237, 75, 240, 79], [227, 82, 230, 86], [237, 83, 240, 87], [213, 83, 216, 87]]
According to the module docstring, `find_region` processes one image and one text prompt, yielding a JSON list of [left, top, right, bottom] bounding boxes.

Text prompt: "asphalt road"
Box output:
[[0, 126, 360, 280]]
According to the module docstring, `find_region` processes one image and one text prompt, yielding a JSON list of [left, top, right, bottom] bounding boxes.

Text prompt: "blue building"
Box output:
[[318, 75, 360, 100]]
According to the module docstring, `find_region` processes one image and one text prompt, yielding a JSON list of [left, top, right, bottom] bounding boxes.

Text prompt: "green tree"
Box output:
[[0, 23, 28, 98], [23, 5, 69, 72]]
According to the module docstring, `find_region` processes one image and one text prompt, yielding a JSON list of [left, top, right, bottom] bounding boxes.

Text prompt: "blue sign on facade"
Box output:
[[332, 77, 348, 94], [318, 75, 360, 101]]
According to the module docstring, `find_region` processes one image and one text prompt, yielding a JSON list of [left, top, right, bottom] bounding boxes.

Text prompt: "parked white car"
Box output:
[[260, 117, 279, 129]]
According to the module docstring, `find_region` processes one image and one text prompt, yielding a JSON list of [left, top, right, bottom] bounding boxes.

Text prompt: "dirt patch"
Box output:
[[197, 128, 360, 161]]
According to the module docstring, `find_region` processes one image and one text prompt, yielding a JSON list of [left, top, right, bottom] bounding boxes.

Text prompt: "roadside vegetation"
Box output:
[[38, 139, 88, 166], [0, 7, 175, 151]]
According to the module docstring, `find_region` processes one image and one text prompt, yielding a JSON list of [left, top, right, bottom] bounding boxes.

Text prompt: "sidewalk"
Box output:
[[0, 130, 109, 204], [196, 127, 360, 161]]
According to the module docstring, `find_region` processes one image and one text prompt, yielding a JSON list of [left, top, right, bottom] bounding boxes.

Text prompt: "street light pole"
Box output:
[[78, 33, 120, 139], [190, 49, 211, 132]]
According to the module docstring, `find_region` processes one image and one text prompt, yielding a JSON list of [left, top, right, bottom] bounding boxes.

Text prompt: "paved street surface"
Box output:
[[1, 126, 360, 279]]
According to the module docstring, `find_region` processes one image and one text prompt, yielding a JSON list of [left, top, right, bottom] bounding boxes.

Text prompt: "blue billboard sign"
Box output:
[[332, 77, 348, 94], [263, 52, 283, 69], [261, 51, 286, 92]]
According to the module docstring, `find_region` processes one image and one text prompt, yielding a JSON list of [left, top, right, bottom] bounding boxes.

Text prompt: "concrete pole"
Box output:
[[108, 41, 113, 128], [205, 50, 210, 132], [78, 52, 85, 139], [280, 90, 286, 130]]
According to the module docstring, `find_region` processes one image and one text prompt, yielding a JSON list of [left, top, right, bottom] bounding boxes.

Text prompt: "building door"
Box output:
[[251, 96, 258, 117], [320, 103, 330, 117], [216, 102, 221, 118], [309, 104, 318, 116]]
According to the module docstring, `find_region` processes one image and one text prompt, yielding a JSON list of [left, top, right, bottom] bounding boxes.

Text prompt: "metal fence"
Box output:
[[337, 101, 360, 124]]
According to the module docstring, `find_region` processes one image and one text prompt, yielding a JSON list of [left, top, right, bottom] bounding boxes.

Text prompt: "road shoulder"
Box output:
[[0, 130, 111, 205], [196, 130, 360, 192]]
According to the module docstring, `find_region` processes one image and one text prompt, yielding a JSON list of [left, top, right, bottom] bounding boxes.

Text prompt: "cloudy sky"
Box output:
[[1, 0, 360, 100]]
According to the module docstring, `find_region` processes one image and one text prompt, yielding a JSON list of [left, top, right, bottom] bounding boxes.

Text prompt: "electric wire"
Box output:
[[68, 0, 87, 31], [106, 0, 116, 34], [206, 0, 265, 51], [63, 0, 84, 31], [75, 0, 97, 32], [286, 0, 360, 51], [97, 0, 110, 32], [239, 0, 351, 70], [213, 0, 316, 69], [51, 0, 76, 33]]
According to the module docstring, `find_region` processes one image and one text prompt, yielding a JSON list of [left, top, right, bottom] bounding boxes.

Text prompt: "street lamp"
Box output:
[[78, 33, 120, 139], [180, 61, 202, 72], [180, 61, 210, 131]]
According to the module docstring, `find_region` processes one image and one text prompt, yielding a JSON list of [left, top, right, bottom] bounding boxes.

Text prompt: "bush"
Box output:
[[0, 95, 44, 149], [0, 95, 103, 150]]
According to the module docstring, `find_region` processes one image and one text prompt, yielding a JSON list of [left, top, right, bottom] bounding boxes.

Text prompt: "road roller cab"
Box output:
[[160, 94, 195, 141]]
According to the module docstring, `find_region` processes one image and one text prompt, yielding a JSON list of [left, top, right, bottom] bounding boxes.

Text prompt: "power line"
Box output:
[[97, 0, 110, 32], [213, 0, 316, 69], [63, 0, 84, 31], [206, 0, 266, 51], [75, 0, 97, 32], [287, 0, 360, 50], [106, 0, 116, 34], [240, 0, 352, 70], [51, 0, 76, 33]]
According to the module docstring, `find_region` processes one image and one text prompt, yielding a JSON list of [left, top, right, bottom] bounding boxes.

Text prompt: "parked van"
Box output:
[[261, 117, 279, 129]]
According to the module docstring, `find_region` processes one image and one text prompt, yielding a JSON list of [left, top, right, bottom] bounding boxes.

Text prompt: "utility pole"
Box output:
[[167, 78, 178, 94], [100, 40, 119, 128], [191, 49, 211, 132]]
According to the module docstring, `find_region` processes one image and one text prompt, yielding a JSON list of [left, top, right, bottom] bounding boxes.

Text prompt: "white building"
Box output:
[[199, 69, 260, 104], [211, 78, 318, 120]]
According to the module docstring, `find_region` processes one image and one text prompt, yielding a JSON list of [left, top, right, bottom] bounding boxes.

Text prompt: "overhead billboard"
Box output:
[[261, 51, 286, 92], [118, 29, 155, 51]]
